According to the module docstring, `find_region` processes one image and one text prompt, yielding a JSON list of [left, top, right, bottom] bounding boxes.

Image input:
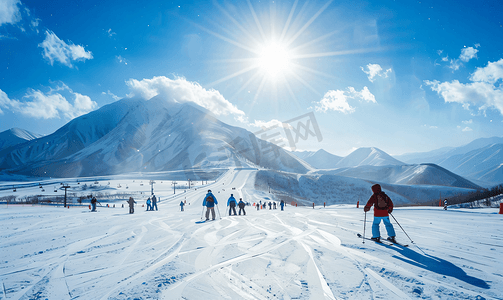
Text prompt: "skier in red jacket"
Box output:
[[364, 184, 396, 243]]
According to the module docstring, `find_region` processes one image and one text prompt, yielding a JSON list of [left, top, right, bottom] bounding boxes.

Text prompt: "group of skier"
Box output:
[[91, 180, 404, 244], [145, 194, 158, 211]]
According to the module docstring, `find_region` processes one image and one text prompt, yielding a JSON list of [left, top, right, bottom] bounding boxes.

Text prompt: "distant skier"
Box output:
[[227, 194, 237, 216], [151, 194, 158, 211], [127, 197, 136, 214], [238, 198, 246, 215], [203, 190, 218, 221], [256, 203, 259, 211], [180, 200, 185, 211], [273, 202, 277, 209], [364, 184, 396, 243], [268, 202, 272, 210], [90, 196, 100, 212], [444, 199, 448, 210], [146, 197, 152, 211], [280, 200, 285, 211]]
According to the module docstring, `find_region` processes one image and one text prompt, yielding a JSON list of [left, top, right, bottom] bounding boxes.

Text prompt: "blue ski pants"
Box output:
[[372, 216, 396, 238]]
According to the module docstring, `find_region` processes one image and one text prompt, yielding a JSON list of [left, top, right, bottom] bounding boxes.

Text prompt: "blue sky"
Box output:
[[1, 0, 502, 156]]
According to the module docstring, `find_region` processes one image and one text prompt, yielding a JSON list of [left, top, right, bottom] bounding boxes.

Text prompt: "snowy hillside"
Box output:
[[396, 136, 503, 164], [255, 169, 478, 205], [0, 97, 310, 177], [437, 143, 503, 184], [0, 169, 501, 300], [0, 98, 143, 171], [335, 147, 404, 168], [292, 149, 342, 169], [395, 136, 503, 183], [0, 128, 42, 150], [312, 163, 481, 190]]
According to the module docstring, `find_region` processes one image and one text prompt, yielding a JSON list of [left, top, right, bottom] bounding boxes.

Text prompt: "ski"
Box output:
[[357, 233, 393, 246], [195, 219, 216, 224], [386, 237, 408, 247]]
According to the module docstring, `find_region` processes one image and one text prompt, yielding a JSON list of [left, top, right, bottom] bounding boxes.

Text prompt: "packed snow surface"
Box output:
[[1, 169, 501, 300]]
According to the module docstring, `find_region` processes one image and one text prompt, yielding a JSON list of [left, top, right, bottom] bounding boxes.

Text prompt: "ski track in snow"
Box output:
[[1, 169, 501, 299]]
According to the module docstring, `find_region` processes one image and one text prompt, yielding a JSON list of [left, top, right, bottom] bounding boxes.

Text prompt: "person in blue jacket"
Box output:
[[238, 198, 246, 215], [227, 194, 237, 216], [180, 200, 185, 211], [202, 190, 218, 220]]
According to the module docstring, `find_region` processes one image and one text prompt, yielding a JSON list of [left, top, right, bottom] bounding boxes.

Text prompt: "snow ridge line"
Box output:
[[365, 268, 411, 299], [100, 233, 186, 300]]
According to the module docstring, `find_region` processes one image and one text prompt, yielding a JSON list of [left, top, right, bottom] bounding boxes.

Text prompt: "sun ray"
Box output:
[[283, 75, 304, 113], [187, 18, 259, 55], [285, 0, 334, 48], [206, 65, 259, 87], [247, 0, 267, 43], [214, 2, 262, 47], [290, 63, 338, 80], [279, 0, 299, 43], [290, 29, 341, 53], [231, 71, 262, 100], [252, 75, 268, 105], [293, 47, 383, 59], [289, 70, 322, 97]]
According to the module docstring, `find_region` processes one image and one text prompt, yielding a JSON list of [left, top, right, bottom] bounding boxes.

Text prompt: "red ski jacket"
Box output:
[[364, 184, 394, 217]]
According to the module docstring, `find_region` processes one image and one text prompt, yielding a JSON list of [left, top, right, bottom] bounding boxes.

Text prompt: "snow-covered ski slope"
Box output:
[[1, 169, 501, 300]]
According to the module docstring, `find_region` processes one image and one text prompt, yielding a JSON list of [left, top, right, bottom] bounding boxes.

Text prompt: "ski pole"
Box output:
[[216, 204, 222, 219], [363, 211, 367, 243], [390, 213, 413, 243], [200, 206, 205, 220]]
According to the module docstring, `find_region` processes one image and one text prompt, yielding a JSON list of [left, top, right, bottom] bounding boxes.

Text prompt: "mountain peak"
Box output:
[[0, 128, 42, 150], [336, 147, 403, 168]]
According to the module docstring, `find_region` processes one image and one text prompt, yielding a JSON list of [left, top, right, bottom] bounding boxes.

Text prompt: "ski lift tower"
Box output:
[[188, 179, 192, 189], [62, 184, 70, 207], [149, 180, 156, 195], [172, 181, 178, 194]]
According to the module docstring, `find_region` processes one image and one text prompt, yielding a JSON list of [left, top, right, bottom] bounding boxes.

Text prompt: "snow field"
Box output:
[[1, 169, 502, 299]]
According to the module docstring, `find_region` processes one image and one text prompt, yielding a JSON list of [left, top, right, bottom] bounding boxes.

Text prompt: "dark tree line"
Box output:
[[423, 184, 503, 207]]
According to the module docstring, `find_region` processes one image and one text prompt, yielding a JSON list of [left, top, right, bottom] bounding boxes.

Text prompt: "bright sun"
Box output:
[[257, 42, 292, 79]]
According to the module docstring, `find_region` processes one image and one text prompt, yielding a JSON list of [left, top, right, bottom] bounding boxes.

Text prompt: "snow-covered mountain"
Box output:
[[255, 169, 479, 205], [311, 163, 481, 190], [396, 136, 503, 164], [0, 97, 311, 177], [292, 149, 342, 169], [395, 136, 503, 184], [335, 147, 404, 168], [437, 143, 503, 183], [0, 128, 43, 150]]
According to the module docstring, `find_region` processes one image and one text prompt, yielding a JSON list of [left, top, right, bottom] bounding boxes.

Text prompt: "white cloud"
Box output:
[[425, 73, 503, 116], [126, 76, 245, 119], [0, 0, 21, 26], [361, 63, 392, 82], [448, 45, 480, 71], [458, 126, 473, 132], [315, 86, 375, 114], [116, 55, 128, 65], [38, 30, 93, 67], [0, 85, 97, 120], [106, 28, 116, 37], [426, 58, 503, 115], [462, 119, 473, 124], [459, 46, 479, 62], [348, 86, 376, 103], [470, 58, 503, 84], [249, 119, 291, 129], [102, 90, 121, 101]]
